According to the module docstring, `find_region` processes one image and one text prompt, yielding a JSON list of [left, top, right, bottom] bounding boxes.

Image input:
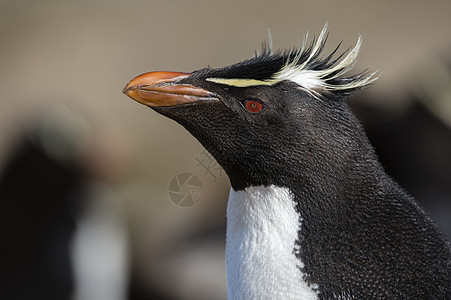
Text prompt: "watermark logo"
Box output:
[[195, 149, 223, 183], [168, 173, 203, 208], [167, 149, 224, 208]]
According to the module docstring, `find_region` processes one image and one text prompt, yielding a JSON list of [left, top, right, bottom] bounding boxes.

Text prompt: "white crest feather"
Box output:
[[274, 23, 378, 98], [267, 28, 273, 54]]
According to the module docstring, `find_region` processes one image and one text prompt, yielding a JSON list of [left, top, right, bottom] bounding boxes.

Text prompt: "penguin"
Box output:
[[123, 25, 451, 299]]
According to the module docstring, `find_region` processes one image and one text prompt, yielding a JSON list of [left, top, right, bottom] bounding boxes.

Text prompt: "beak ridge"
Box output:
[[123, 71, 217, 107]]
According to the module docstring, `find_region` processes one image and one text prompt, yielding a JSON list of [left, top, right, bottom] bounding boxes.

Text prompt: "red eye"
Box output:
[[242, 99, 265, 113]]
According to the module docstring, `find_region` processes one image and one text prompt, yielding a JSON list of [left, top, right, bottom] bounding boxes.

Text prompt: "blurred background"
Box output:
[[0, 0, 450, 299]]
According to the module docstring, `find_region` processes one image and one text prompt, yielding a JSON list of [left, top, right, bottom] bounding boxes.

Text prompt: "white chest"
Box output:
[[225, 185, 319, 300]]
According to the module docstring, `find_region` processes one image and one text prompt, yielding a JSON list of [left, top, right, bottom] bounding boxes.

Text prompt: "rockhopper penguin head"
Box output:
[[123, 25, 377, 191], [123, 24, 450, 299]]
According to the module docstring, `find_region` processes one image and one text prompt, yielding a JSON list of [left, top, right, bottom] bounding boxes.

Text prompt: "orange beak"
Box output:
[[123, 71, 218, 107]]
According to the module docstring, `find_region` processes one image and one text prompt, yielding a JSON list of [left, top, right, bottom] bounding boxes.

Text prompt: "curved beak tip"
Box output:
[[122, 83, 131, 95]]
